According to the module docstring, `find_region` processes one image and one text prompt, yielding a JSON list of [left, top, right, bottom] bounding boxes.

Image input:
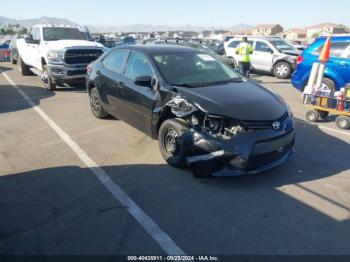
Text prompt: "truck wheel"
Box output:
[[89, 87, 108, 119], [18, 56, 30, 76], [306, 110, 320, 122], [158, 119, 189, 169], [43, 65, 56, 91], [273, 61, 292, 79], [335, 116, 350, 130]]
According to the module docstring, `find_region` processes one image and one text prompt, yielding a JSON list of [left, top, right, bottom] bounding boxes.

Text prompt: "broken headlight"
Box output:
[[166, 95, 198, 118], [202, 115, 245, 140]]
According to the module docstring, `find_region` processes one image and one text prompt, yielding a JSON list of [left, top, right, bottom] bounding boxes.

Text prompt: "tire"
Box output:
[[10, 52, 17, 64], [335, 115, 350, 130], [43, 65, 56, 91], [18, 55, 30, 76], [306, 110, 320, 122], [89, 87, 108, 119], [273, 61, 292, 79], [318, 110, 329, 120], [321, 78, 336, 92], [158, 118, 189, 168]]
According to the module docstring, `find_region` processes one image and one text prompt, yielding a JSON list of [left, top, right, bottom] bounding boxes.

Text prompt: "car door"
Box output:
[[99, 49, 130, 117], [31, 28, 42, 70], [116, 51, 158, 135], [251, 40, 274, 72], [329, 42, 350, 85]]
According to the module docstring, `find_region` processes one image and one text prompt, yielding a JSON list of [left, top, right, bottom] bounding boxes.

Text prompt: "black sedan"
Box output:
[[86, 45, 295, 177]]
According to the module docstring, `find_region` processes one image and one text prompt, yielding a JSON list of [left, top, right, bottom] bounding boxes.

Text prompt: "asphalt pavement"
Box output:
[[0, 63, 349, 256]]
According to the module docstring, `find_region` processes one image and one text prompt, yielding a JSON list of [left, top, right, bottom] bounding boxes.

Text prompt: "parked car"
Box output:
[[176, 41, 236, 69], [86, 45, 295, 177], [292, 36, 350, 91], [0, 40, 10, 62], [225, 36, 301, 79], [16, 24, 105, 91], [9, 35, 22, 64]]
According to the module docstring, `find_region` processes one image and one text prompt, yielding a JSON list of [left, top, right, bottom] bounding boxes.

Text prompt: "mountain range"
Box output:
[[0, 16, 253, 33]]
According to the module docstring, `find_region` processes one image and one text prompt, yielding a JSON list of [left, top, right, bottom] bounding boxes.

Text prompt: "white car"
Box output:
[[16, 24, 105, 90], [225, 36, 301, 79]]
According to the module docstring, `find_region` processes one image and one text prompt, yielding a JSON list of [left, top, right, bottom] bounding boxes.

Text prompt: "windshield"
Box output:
[[43, 28, 86, 41], [269, 39, 297, 52], [153, 52, 241, 87]]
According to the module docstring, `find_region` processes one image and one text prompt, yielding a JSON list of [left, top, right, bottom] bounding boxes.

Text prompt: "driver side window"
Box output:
[[255, 41, 271, 52], [31, 28, 41, 41], [125, 52, 153, 80]]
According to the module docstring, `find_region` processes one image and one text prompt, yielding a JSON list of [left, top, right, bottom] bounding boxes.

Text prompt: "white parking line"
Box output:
[[0, 69, 186, 256]]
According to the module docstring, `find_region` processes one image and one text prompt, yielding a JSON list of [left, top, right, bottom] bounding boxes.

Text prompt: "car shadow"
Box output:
[[0, 119, 349, 254], [0, 65, 13, 73], [0, 84, 55, 114]]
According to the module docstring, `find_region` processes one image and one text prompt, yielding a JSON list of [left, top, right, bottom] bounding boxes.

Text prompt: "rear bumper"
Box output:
[[183, 116, 295, 177], [48, 63, 87, 82]]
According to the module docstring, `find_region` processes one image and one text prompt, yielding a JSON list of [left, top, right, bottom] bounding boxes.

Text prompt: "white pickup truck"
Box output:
[[17, 24, 105, 90]]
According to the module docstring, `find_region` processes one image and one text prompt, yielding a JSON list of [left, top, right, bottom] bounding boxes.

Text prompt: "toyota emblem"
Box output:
[[273, 121, 281, 130]]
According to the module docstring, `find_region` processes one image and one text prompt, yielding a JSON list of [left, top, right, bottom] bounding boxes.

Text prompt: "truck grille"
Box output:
[[64, 49, 103, 65]]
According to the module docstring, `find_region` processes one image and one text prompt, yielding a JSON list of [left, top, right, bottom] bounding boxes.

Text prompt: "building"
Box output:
[[278, 28, 306, 41], [253, 24, 284, 36], [306, 23, 347, 38]]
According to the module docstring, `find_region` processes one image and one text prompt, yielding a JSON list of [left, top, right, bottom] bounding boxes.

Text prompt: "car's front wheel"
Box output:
[[89, 87, 108, 119], [42, 65, 57, 91], [273, 61, 292, 79], [158, 119, 189, 168]]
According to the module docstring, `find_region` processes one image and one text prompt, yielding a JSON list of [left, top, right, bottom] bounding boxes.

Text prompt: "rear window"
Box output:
[[311, 41, 349, 58]]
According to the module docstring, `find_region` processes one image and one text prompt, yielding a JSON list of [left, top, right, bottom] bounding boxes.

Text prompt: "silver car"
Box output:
[[225, 36, 301, 79]]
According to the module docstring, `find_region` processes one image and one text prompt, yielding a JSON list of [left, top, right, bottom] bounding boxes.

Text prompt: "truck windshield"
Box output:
[[269, 40, 297, 52], [43, 28, 86, 41], [153, 52, 242, 87]]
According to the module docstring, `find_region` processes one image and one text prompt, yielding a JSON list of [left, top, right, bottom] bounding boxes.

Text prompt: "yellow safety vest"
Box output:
[[236, 42, 253, 63]]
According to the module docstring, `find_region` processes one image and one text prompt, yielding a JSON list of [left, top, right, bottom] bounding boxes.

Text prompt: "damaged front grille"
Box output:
[[246, 131, 295, 170]]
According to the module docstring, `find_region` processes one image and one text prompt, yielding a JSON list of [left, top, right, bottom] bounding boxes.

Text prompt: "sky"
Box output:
[[1, 0, 349, 28]]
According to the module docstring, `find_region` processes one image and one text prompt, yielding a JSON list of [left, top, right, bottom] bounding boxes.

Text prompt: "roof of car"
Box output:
[[117, 44, 198, 54]]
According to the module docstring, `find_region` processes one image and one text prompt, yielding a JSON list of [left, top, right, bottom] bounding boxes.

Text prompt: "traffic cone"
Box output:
[[319, 36, 332, 62]]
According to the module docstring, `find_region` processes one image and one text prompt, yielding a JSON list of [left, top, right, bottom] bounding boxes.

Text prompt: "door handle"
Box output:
[[96, 71, 102, 76], [338, 61, 348, 67]]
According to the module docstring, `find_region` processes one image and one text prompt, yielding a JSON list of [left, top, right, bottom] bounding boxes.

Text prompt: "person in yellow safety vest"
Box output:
[[236, 37, 253, 78]]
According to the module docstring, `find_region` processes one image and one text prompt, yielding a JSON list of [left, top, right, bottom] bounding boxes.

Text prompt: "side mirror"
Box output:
[[134, 75, 153, 88], [268, 48, 274, 54], [25, 35, 39, 44]]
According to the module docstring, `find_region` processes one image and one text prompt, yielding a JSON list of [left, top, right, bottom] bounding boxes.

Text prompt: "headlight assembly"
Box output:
[[47, 50, 64, 63]]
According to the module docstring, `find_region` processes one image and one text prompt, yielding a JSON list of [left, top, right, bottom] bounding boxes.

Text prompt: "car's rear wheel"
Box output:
[[321, 78, 336, 92], [43, 65, 56, 91], [89, 87, 108, 119], [18, 56, 30, 76], [273, 61, 292, 79], [158, 119, 188, 168]]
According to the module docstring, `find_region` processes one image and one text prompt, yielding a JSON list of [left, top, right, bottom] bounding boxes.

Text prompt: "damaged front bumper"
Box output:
[[183, 116, 295, 177]]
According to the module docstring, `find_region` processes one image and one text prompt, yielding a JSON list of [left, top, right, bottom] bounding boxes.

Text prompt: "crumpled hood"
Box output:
[[174, 80, 287, 121], [42, 40, 104, 51]]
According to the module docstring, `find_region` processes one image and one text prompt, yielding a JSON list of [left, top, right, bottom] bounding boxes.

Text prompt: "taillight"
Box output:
[[296, 55, 304, 65]]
